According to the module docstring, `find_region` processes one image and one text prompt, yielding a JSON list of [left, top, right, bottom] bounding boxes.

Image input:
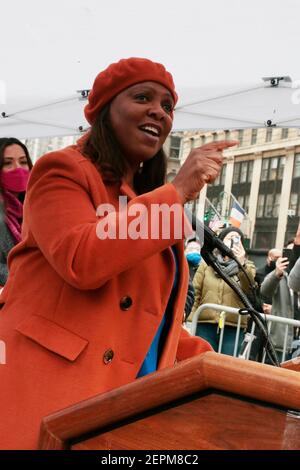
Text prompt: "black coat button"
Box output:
[[103, 349, 114, 364], [120, 296, 133, 310]]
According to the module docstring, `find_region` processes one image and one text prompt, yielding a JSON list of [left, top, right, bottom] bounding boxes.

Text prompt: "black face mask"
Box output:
[[268, 260, 276, 271]]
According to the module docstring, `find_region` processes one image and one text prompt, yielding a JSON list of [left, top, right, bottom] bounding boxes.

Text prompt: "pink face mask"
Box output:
[[1, 167, 30, 192]]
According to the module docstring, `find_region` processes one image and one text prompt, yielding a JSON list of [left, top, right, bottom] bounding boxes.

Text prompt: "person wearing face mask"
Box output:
[[188, 226, 256, 356], [0, 138, 32, 286], [185, 237, 201, 279]]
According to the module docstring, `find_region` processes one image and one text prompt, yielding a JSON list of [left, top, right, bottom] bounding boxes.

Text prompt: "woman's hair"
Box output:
[[0, 137, 33, 171], [82, 104, 167, 194]]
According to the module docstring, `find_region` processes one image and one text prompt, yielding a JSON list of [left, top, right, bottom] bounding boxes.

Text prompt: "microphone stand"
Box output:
[[185, 209, 280, 367]]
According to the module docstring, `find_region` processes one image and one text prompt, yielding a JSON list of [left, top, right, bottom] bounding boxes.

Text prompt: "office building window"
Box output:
[[265, 194, 274, 217], [269, 157, 278, 180], [233, 161, 253, 184], [237, 194, 249, 213], [256, 195, 265, 218], [257, 193, 280, 218], [251, 129, 257, 145], [248, 161, 254, 182], [289, 193, 300, 217], [238, 129, 243, 146], [240, 162, 248, 183], [253, 231, 276, 250], [281, 128, 289, 139], [273, 194, 281, 218], [261, 159, 269, 181], [244, 194, 250, 213], [278, 157, 286, 179], [266, 128, 273, 142], [169, 136, 181, 159], [293, 154, 300, 178], [260, 156, 285, 181], [220, 164, 227, 185], [289, 193, 298, 213], [233, 162, 240, 184]]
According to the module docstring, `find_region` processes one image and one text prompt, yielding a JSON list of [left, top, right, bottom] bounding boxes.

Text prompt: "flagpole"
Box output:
[[229, 191, 249, 217], [205, 197, 222, 219]]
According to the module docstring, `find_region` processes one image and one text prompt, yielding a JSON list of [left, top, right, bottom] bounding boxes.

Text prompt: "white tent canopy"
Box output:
[[1, 0, 300, 138]]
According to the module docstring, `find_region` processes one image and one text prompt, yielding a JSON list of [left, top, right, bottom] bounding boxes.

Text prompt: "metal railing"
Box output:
[[188, 303, 300, 363]]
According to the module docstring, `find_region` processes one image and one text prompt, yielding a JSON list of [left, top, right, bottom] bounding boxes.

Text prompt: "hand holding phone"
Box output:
[[230, 235, 241, 249], [282, 248, 293, 263], [275, 256, 290, 278]]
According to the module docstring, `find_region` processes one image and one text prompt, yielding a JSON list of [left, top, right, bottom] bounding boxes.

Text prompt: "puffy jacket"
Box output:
[[188, 259, 256, 328]]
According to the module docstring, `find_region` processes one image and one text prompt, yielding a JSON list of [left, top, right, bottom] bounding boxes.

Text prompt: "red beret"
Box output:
[[84, 57, 178, 125]]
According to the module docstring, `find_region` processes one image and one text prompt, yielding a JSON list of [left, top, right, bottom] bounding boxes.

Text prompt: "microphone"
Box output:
[[184, 208, 234, 258], [184, 208, 280, 367]]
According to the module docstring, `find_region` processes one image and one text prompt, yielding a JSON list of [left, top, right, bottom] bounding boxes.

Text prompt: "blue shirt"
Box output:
[[137, 247, 179, 378]]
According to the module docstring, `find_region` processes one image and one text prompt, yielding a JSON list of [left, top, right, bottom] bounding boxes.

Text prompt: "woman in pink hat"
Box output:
[[0, 137, 32, 287], [0, 58, 237, 449]]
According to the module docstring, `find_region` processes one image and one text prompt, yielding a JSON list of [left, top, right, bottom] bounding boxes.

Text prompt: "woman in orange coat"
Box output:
[[0, 57, 235, 449]]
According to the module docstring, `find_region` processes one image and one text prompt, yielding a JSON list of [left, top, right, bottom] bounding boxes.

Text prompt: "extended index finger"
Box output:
[[199, 140, 239, 151]]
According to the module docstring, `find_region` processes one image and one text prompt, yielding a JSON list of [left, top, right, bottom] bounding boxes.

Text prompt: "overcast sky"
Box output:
[[1, 0, 300, 99], [1, 0, 300, 138]]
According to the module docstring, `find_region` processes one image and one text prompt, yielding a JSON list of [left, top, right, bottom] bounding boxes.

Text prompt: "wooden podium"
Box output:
[[39, 352, 300, 450], [281, 355, 300, 372]]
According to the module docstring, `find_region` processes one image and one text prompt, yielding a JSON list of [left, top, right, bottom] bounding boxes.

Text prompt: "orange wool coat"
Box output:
[[0, 142, 211, 449]]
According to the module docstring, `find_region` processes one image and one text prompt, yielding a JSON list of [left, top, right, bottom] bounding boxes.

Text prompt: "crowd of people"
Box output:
[[185, 221, 300, 361], [0, 56, 299, 449]]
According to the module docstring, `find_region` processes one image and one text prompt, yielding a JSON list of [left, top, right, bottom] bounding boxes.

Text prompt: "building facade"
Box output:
[[24, 128, 300, 250], [24, 135, 77, 163], [164, 128, 300, 249]]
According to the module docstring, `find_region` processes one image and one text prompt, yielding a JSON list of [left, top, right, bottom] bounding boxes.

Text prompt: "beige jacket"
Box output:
[[189, 259, 256, 328]]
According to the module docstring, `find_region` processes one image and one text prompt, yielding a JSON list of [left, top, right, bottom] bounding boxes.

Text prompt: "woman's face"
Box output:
[[2, 144, 29, 172], [109, 81, 174, 170]]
